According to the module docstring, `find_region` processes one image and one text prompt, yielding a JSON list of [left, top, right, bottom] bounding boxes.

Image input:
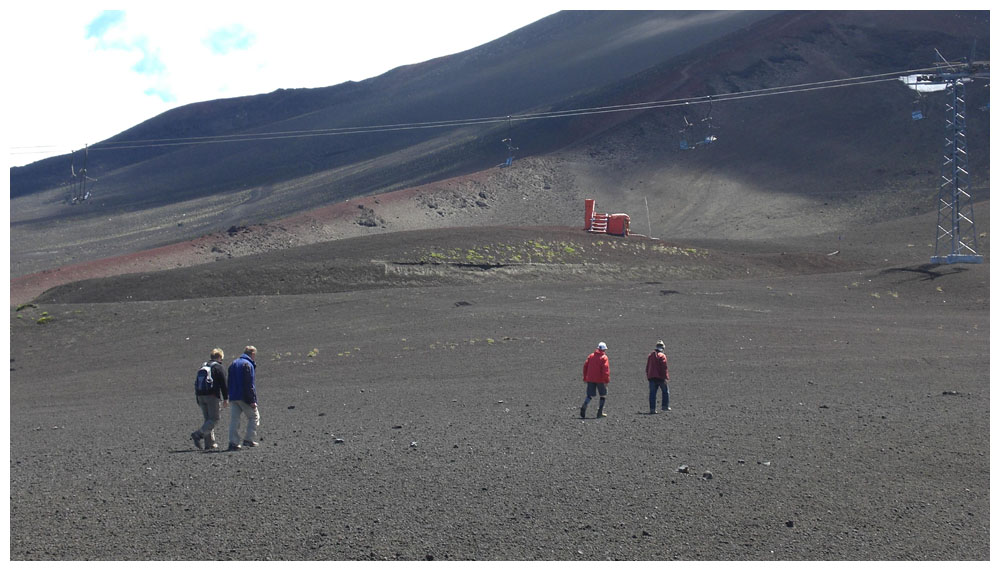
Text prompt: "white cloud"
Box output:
[[84, 10, 125, 42], [204, 25, 255, 55]]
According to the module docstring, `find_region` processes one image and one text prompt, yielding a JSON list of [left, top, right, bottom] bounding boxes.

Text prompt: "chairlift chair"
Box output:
[[699, 95, 718, 144], [500, 137, 518, 168], [678, 116, 695, 150], [67, 147, 98, 203], [911, 94, 926, 120], [678, 104, 718, 150]]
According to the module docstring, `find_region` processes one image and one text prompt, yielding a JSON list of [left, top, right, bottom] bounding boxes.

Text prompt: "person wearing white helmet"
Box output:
[[580, 342, 610, 418], [646, 340, 670, 413]]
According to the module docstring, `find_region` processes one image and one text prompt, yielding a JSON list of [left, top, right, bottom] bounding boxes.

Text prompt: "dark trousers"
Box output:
[[582, 382, 607, 409], [648, 379, 669, 411]]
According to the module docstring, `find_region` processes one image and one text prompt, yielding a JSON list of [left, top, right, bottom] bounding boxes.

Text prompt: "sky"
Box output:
[[4, 3, 565, 168]]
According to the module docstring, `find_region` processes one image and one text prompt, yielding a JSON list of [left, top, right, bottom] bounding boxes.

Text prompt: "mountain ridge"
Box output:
[[9, 10, 990, 288]]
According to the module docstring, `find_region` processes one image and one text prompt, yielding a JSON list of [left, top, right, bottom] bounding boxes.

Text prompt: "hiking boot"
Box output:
[[204, 443, 219, 451], [227, 442, 242, 451], [579, 406, 587, 419], [663, 407, 672, 412], [650, 409, 658, 415], [242, 440, 259, 448], [596, 411, 607, 418], [191, 432, 203, 449]]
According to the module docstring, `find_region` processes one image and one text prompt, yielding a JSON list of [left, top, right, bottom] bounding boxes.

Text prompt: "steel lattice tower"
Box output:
[[930, 79, 983, 264]]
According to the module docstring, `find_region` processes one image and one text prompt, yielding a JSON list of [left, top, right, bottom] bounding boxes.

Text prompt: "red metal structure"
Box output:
[[585, 199, 629, 236], [607, 214, 630, 236]]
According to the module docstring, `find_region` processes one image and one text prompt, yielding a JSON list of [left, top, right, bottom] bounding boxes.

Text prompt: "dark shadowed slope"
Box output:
[[10, 11, 771, 203]]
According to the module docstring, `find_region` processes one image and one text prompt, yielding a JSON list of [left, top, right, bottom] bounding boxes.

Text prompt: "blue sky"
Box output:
[[5, 3, 563, 168]]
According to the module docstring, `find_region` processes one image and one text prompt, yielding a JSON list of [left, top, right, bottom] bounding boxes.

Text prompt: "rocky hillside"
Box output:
[[9, 11, 991, 281]]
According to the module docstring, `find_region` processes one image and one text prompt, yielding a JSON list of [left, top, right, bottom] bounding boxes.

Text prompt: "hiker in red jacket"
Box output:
[[580, 342, 610, 418], [646, 340, 670, 414]]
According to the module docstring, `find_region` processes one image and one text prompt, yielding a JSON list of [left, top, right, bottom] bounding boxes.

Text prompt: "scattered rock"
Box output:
[[942, 391, 959, 396], [677, 465, 689, 473], [786, 520, 795, 528], [334, 438, 344, 444], [410, 441, 418, 448], [287, 405, 295, 409], [702, 471, 713, 480], [355, 205, 384, 228]]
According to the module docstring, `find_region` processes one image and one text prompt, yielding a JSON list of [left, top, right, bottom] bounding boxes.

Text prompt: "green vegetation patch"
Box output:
[[412, 237, 705, 266]]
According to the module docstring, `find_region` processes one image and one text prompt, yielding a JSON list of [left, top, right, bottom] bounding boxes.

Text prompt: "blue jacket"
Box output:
[[228, 353, 257, 404]]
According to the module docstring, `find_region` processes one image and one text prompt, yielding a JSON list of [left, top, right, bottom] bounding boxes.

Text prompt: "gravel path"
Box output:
[[9, 253, 989, 560]]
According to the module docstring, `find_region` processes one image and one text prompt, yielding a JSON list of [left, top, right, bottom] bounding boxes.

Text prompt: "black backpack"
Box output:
[[195, 362, 214, 393]]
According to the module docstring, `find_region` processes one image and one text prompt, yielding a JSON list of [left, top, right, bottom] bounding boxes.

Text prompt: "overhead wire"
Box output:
[[80, 64, 954, 153]]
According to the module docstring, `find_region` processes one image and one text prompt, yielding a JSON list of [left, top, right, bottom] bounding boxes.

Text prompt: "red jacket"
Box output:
[[583, 350, 610, 383], [646, 350, 669, 381]]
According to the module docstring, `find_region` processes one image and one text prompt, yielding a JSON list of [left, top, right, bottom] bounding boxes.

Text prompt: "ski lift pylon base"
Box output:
[[930, 254, 983, 264]]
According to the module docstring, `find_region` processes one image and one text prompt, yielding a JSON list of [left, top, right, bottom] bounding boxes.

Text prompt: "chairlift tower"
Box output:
[[930, 77, 981, 264], [918, 62, 989, 264]]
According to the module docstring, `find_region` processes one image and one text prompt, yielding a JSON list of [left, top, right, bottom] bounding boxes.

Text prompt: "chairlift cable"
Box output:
[[77, 65, 955, 153]]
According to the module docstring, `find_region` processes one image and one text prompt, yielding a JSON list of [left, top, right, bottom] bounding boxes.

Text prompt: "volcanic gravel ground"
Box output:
[[9, 257, 989, 560]]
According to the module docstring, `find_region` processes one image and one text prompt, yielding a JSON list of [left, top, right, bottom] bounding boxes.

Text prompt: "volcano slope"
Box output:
[[9, 222, 989, 561]]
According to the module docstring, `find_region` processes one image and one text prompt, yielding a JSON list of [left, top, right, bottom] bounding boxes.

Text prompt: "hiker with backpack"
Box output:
[[191, 348, 229, 451]]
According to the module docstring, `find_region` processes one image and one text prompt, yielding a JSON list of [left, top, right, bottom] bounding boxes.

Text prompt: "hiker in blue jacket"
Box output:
[[227, 346, 260, 451]]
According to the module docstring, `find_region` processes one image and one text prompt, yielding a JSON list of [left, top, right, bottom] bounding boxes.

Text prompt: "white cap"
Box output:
[[597, 342, 607, 351]]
